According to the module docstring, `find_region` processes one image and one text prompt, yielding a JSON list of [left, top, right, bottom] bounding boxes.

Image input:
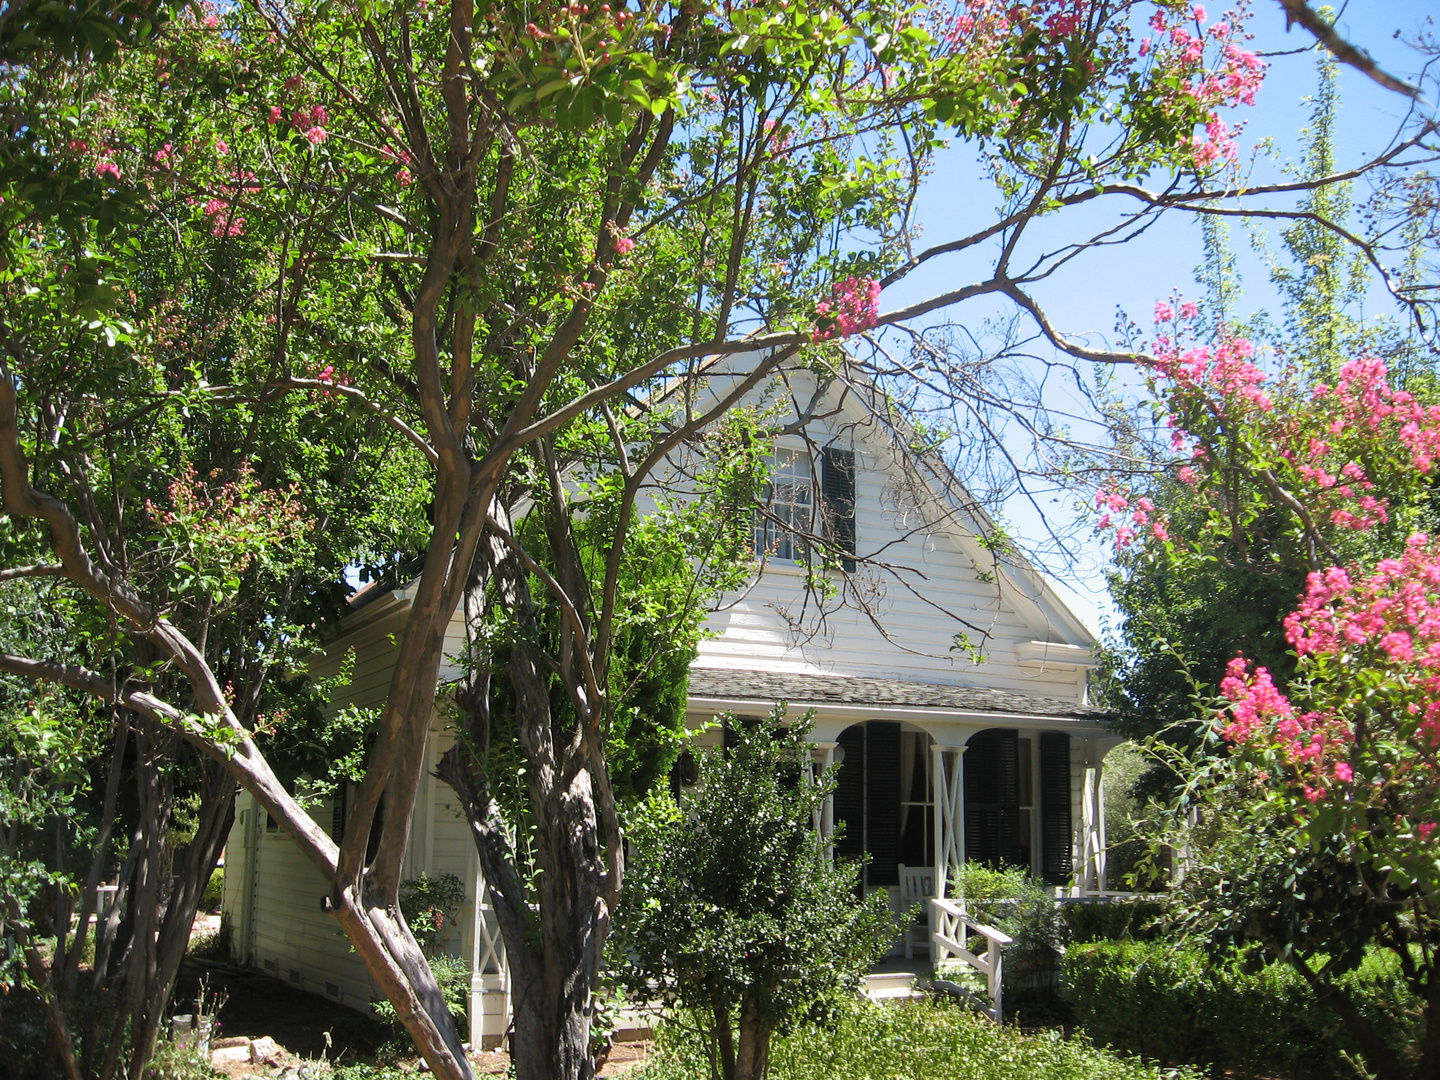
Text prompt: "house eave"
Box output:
[[685, 694, 1112, 737]]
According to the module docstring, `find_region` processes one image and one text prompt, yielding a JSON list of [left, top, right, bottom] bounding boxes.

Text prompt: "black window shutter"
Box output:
[[833, 725, 866, 863], [865, 721, 901, 887], [1040, 732, 1073, 885], [331, 785, 348, 842], [964, 729, 1021, 868], [821, 448, 856, 572]]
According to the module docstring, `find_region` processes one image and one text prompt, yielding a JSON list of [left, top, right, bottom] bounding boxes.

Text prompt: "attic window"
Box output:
[[754, 448, 813, 563], [753, 447, 856, 571]]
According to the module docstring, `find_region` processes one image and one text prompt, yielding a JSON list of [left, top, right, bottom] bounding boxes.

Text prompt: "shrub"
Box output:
[[397, 872, 465, 957], [631, 998, 1199, 1080], [199, 868, 224, 914], [946, 865, 1070, 1025], [1059, 899, 1166, 944], [372, 952, 470, 1035], [1062, 939, 1421, 1080], [617, 711, 897, 1080]]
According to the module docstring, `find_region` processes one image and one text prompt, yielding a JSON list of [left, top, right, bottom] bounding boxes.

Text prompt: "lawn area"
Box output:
[[629, 999, 1198, 1080]]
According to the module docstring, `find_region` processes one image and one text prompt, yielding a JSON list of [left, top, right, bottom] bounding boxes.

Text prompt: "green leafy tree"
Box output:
[[2, 4, 1432, 1079], [617, 710, 896, 1080]]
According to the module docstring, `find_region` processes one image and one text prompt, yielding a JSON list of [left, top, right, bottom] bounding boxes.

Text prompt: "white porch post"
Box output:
[[1078, 742, 1107, 894], [468, 847, 511, 1050], [930, 744, 965, 964], [812, 742, 838, 859]]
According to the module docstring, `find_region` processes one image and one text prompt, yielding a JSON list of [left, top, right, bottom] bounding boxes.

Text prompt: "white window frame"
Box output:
[[753, 447, 814, 564]]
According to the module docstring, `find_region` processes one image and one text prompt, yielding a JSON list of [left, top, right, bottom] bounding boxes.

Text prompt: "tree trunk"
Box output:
[[127, 759, 235, 1079], [438, 694, 610, 1079], [733, 999, 772, 1080], [1291, 954, 1404, 1080], [1416, 970, 1440, 1080]]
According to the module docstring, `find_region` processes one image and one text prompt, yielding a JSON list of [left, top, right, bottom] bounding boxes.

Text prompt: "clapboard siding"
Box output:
[[223, 792, 376, 1011]]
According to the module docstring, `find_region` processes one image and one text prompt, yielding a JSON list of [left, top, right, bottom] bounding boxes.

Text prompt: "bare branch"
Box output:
[[1276, 0, 1423, 100]]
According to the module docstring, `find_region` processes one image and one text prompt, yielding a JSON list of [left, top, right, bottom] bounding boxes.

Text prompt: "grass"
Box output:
[[630, 998, 1201, 1080]]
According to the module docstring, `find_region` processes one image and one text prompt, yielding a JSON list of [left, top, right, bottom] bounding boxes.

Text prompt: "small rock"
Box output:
[[248, 1036, 285, 1064], [210, 1045, 251, 1066], [211, 1036, 250, 1050]]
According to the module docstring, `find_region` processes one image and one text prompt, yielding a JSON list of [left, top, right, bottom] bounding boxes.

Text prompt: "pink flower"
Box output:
[[1191, 5, 1206, 21], [614, 236, 636, 255], [1155, 301, 1175, 322], [1332, 761, 1353, 783], [397, 168, 413, 187], [95, 161, 121, 182], [268, 106, 283, 124], [215, 139, 229, 154], [1180, 301, 1198, 320], [306, 127, 328, 144], [1420, 822, 1438, 840], [310, 105, 329, 126]]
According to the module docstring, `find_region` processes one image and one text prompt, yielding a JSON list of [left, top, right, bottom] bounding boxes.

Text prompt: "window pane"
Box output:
[[754, 449, 813, 562]]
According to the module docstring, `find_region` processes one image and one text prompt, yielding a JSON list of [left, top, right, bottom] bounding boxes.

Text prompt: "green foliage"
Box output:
[[372, 953, 470, 1034], [199, 869, 223, 915], [617, 710, 897, 1070], [1062, 940, 1420, 1080], [948, 864, 1069, 956], [1060, 900, 1165, 945], [632, 998, 1202, 1080], [142, 1040, 224, 1080], [397, 874, 466, 958]]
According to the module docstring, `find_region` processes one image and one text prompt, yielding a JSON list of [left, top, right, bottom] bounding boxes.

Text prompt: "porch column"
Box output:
[[1078, 743, 1106, 894], [931, 744, 965, 965], [931, 746, 966, 895], [812, 742, 838, 856], [468, 848, 511, 1050]]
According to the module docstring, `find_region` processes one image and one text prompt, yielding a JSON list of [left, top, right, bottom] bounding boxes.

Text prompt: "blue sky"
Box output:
[[886, 1, 1439, 639]]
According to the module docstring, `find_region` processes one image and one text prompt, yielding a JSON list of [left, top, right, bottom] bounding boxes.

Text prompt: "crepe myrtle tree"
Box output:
[[3, 0, 1437, 1077], [616, 709, 897, 1080], [1094, 312, 1440, 1079]]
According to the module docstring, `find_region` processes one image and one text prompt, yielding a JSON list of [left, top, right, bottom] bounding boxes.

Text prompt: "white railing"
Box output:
[[929, 897, 1012, 1022]]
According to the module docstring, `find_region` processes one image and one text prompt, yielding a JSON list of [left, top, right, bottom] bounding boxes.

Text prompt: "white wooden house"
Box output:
[[220, 357, 1118, 1046]]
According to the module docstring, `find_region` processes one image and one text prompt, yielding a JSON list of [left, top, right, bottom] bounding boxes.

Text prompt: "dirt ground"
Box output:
[[178, 948, 651, 1077]]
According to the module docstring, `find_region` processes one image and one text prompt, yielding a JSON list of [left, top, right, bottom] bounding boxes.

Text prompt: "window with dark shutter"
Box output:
[[1039, 732, 1073, 885], [820, 447, 856, 572], [963, 729, 1021, 868]]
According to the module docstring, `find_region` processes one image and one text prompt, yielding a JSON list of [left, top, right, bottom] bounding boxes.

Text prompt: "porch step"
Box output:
[[864, 970, 925, 1002]]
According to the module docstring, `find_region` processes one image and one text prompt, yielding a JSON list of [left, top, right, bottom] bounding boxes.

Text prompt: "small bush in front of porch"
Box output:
[[631, 998, 1201, 1080], [947, 865, 1070, 1026], [616, 710, 898, 1080]]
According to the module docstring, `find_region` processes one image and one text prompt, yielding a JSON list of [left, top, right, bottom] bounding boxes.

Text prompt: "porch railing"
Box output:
[[928, 897, 1012, 1022]]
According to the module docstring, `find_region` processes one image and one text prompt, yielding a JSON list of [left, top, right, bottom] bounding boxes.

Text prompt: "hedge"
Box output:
[[1061, 939, 1420, 1080]]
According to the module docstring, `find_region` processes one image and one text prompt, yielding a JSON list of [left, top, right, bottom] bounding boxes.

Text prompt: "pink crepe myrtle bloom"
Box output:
[[614, 236, 636, 255], [95, 161, 121, 181]]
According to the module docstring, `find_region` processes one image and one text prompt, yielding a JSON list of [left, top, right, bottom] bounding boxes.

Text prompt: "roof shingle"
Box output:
[[686, 667, 1111, 722]]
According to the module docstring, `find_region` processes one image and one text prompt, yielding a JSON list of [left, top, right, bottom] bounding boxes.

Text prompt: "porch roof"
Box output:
[[686, 667, 1112, 723]]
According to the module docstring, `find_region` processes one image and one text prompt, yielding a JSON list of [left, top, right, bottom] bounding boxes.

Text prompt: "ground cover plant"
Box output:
[[629, 998, 1201, 1080]]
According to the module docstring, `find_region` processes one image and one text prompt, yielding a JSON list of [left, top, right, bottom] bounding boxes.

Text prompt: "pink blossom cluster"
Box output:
[[312, 364, 354, 399], [1312, 358, 1440, 474], [198, 170, 259, 239], [1141, 2, 1265, 170], [944, 0, 1094, 49], [381, 145, 415, 188], [1218, 658, 1352, 799], [811, 277, 881, 342], [1153, 302, 1271, 415], [266, 90, 329, 145], [1095, 485, 1169, 547]]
